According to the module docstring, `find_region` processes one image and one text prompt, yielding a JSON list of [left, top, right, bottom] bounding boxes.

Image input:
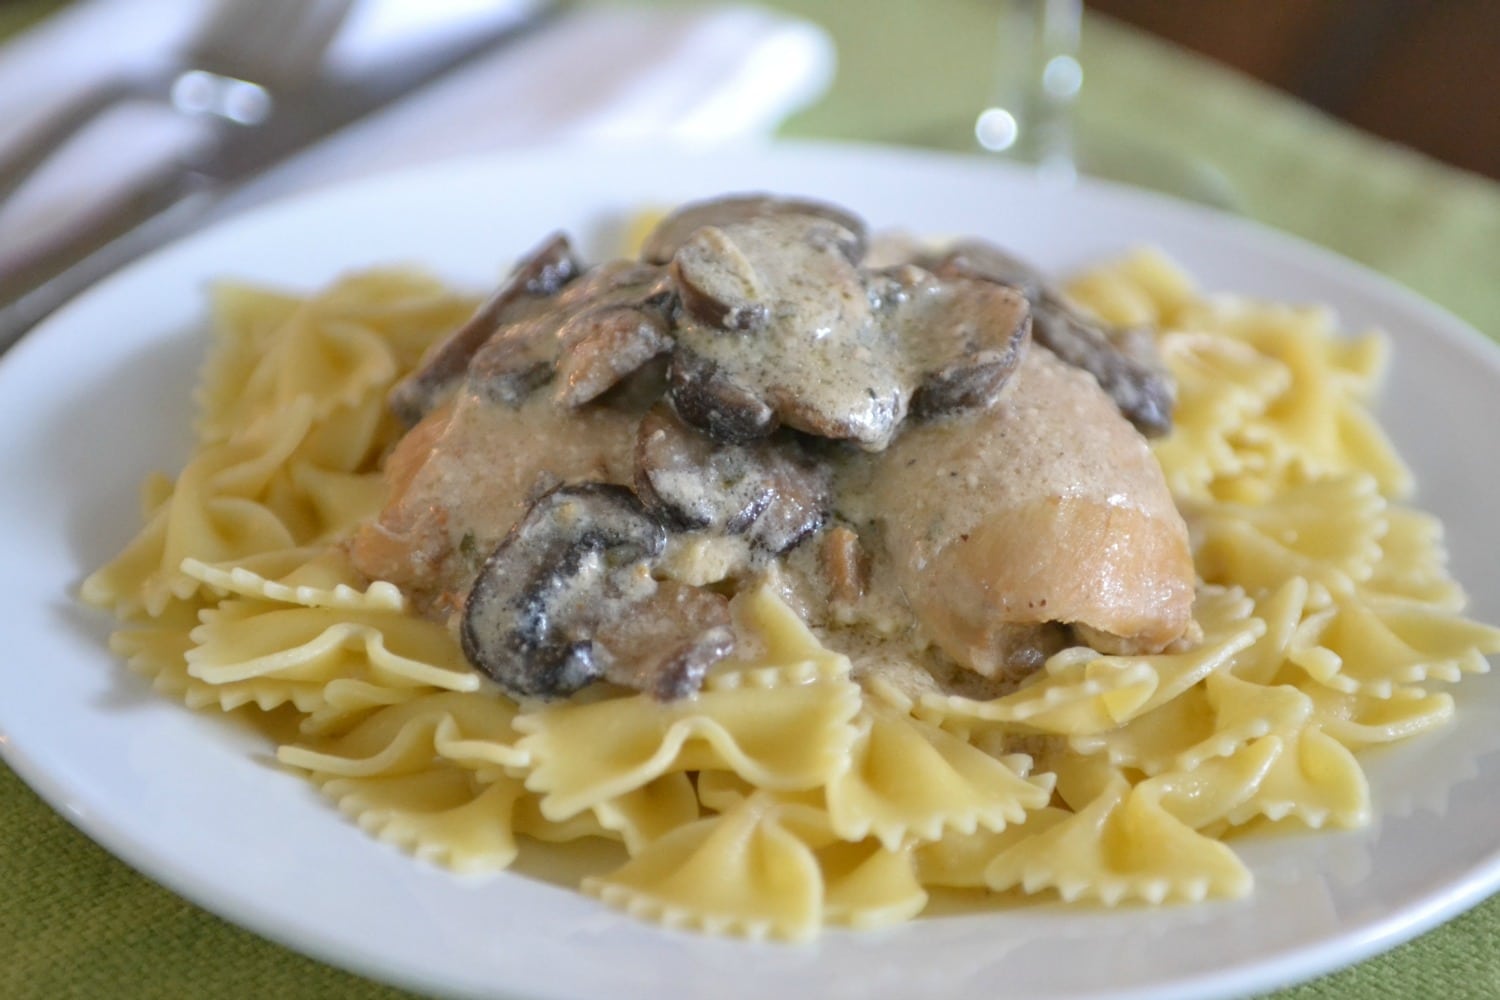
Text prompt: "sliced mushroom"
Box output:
[[464, 312, 561, 408], [553, 304, 671, 408], [667, 214, 906, 449], [592, 582, 735, 700], [460, 482, 737, 700], [670, 213, 862, 331], [671, 230, 770, 332], [744, 450, 833, 554], [389, 232, 579, 426], [871, 266, 1032, 419], [1099, 322, 1177, 436], [929, 238, 1175, 436], [666, 351, 778, 443], [1030, 303, 1176, 437], [641, 193, 868, 266], [467, 259, 672, 409], [926, 239, 1045, 304], [634, 404, 765, 530], [460, 483, 666, 699], [635, 404, 831, 553]]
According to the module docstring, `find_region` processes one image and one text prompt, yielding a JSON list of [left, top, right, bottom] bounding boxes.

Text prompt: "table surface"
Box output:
[[3, 1, 1499, 998]]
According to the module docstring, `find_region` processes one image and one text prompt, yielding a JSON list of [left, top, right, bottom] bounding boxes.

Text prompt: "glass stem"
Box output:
[[977, 0, 1083, 182]]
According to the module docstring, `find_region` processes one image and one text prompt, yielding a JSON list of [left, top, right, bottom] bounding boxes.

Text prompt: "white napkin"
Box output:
[[0, 0, 834, 257]]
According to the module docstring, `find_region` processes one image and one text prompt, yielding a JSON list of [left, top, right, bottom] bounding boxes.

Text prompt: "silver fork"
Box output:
[[0, 0, 354, 349], [0, 0, 556, 353]]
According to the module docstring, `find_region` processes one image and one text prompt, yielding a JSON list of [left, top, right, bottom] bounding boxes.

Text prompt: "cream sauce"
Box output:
[[353, 342, 1195, 691], [348, 384, 640, 617], [352, 227, 1195, 699]]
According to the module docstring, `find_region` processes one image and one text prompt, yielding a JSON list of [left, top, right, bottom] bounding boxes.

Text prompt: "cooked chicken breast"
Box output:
[[860, 344, 1195, 675], [348, 195, 1193, 701]]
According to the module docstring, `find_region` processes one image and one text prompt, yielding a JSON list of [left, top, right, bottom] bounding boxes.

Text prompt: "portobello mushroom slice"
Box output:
[[666, 213, 906, 450], [467, 260, 673, 409], [460, 483, 734, 700], [641, 193, 868, 266], [929, 239, 1176, 436], [634, 404, 831, 554], [389, 232, 580, 426]]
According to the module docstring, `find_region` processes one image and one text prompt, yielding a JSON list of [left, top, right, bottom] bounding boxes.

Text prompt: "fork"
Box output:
[[0, 0, 354, 350]]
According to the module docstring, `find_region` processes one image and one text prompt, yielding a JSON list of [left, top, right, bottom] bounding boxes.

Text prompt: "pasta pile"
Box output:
[[81, 246, 1500, 940]]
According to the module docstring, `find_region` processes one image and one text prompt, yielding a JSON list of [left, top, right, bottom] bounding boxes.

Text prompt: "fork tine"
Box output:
[[180, 0, 355, 93]]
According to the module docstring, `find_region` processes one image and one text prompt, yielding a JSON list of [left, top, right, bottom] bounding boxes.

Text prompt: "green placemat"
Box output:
[[768, 0, 1500, 339], [0, 0, 60, 39], [4, 2, 1500, 998]]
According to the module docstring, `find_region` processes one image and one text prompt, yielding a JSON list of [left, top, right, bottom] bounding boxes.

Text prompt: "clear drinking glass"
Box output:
[[975, 0, 1083, 180]]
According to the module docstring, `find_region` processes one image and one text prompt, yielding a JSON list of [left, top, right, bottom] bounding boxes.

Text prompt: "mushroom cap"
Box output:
[[929, 237, 1176, 436], [388, 232, 580, 426], [667, 214, 906, 450], [458, 481, 739, 701], [467, 260, 673, 410], [641, 192, 867, 266], [634, 404, 831, 554], [870, 265, 1033, 420], [460, 483, 667, 699]]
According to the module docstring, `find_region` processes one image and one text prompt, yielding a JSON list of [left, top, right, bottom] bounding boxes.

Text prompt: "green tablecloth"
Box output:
[[3, 2, 1499, 997]]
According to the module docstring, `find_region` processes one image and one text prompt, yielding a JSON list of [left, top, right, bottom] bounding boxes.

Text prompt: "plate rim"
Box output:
[[3, 138, 1500, 1000]]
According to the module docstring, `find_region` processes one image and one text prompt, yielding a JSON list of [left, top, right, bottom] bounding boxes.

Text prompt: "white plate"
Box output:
[[3, 142, 1499, 1000]]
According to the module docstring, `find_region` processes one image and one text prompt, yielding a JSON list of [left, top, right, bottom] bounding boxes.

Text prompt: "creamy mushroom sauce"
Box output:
[[349, 384, 642, 619], [347, 194, 1195, 702]]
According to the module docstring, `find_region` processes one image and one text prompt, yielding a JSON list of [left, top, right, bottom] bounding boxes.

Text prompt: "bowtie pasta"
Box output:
[[83, 240, 1500, 941]]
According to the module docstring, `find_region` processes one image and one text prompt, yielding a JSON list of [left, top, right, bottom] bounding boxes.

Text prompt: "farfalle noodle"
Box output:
[[516, 680, 862, 820], [983, 773, 1252, 905], [81, 242, 1500, 937], [825, 702, 1053, 850]]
